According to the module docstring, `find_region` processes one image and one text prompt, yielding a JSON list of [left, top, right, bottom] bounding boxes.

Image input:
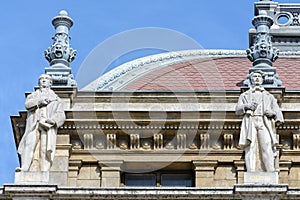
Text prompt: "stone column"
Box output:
[[99, 160, 123, 187], [234, 160, 246, 184], [193, 160, 218, 187]]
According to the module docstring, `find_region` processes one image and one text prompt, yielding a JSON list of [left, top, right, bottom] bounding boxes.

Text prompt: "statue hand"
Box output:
[[45, 119, 55, 126], [245, 102, 258, 111], [265, 110, 275, 118], [38, 99, 48, 107]]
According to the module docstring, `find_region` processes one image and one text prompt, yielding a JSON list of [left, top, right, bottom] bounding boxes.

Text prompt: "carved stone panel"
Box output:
[[177, 134, 186, 149], [223, 133, 234, 150], [130, 134, 140, 150], [200, 133, 210, 149], [83, 134, 93, 150], [154, 133, 163, 150], [107, 133, 117, 149], [293, 133, 300, 150]]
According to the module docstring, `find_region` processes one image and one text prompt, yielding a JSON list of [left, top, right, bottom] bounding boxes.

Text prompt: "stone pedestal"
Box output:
[[15, 171, 49, 184], [244, 172, 278, 184]]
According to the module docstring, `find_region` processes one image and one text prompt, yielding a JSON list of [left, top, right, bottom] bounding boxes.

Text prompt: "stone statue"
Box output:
[[17, 74, 65, 172], [236, 70, 284, 172]]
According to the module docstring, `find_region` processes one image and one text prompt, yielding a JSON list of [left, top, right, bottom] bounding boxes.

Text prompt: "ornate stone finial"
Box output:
[[244, 10, 282, 87], [44, 10, 77, 86]]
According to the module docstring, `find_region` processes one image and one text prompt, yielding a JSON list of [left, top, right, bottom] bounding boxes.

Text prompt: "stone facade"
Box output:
[[5, 89, 300, 199], [4, 1, 300, 199]]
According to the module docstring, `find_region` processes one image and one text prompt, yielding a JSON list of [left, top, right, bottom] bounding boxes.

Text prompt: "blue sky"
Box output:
[[0, 0, 298, 185]]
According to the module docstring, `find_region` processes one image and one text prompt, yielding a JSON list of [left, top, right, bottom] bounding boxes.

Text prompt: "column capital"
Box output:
[[98, 160, 124, 171], [192, 160, 218, 171], [234, 160, 246, 171]]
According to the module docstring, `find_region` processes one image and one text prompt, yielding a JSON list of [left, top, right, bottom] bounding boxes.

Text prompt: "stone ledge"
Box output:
[[234, 184, 288, 193], [4, 185, 300, 199]]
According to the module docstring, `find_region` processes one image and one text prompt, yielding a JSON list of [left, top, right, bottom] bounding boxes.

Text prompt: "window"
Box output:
[[161, 174, 193, 187], [125, 174, 156, 187], [123, 170, 194, 187]]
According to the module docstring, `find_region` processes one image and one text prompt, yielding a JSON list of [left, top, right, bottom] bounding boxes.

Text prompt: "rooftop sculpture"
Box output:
[[244, 10, 282, 87], [44, 10, 77, 86]]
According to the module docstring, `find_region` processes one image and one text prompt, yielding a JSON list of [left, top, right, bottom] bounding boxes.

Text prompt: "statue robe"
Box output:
[[18, 89, 65, 171]]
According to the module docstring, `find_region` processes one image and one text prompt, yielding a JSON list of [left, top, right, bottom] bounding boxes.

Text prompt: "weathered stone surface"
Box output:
[[49, 172, 68, 186], [235, 184, 288, 200], [50, 156, 69, 172], [244, 172, 278, 184], [15, 171, 49, 185]]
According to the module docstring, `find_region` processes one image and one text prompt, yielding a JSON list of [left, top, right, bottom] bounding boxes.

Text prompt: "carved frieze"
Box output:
[[83, 134, 93, 150], [154, 133, 163, 150], [177, 134, 186, 149], [200, 133, 210, 150], [107, 134, 117, 149], [130, 134, 140, 150], [223, 133, 234, 150]]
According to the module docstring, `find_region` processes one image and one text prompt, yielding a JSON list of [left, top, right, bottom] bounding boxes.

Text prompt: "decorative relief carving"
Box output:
[[95, 141, 105, 150], [141, 139, 152, 150], [165, 140, 175, 150], [45, 33, 76, 63], [280, 138, 290, 150], [72, 140, 82, 150], [291, 12, 300, 26], [68, 128, 299, 153], [177, 134, 186, 149], [153, 133, 163, 150], [188, 142, 198, 150], [107, 134, 117, 149], [223, 133, 234, 150], [83, 134, 93, 150], [200, 133, 210, 149], [119, 139, 128, 150], [130, 134, 140, 150], [293, 133, 300, 150]]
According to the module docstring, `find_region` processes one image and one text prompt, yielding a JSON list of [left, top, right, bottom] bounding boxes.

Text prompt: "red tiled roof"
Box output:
[[123, 57, 300, 91]]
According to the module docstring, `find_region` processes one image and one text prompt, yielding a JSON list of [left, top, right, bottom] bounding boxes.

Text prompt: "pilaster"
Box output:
[[234, 160, 246, 184], [99, 160, 124, 187], [279, 160, 292, 184], [192, 160, 218, 187], [68, 160, 82, 187]]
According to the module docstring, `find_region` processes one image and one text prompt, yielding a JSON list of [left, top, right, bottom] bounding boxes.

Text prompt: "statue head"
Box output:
[[249, 70, 265, 86], [38, 74, 53, 88]]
